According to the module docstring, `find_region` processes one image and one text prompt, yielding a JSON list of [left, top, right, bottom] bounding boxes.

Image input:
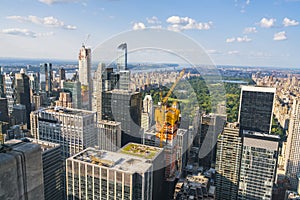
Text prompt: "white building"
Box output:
[[30, 106, 97, 159]]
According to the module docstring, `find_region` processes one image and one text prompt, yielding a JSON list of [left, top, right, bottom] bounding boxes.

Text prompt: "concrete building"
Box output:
[[3, 73, 16, 114], [78, 44, 92, 110], [0, 142, 44, 200], [176, 128, 189, 173], [238, 86, 276, 133], [141, 95, 153, 131], [30, 106, 97, 159], [238, 131, 279, 200], [215, 122, 242, 200], [66, 143, 164, 200], [286, 98, 300, 189], [97, 120, 121, 152], [11, 104, 27, 125]]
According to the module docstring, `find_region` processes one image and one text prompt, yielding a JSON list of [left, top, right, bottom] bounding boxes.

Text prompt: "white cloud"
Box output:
[[7, 15, 76, 30], [258, 17, 276, 28], [206, 49, 222, 55], [1, 28, 54, 38], [166, 15, 212, 31], [226, 37, 235, 43], [283, 17, 299, 27], [132, 22, 146, 30], [228, 50, 239, 55], [226, 36, 251, 43], [39, 0, 79, 5], [243, 27, 257, 34], [246, 0, 250, 5], [146, 16, 161, 24], [273, 31, 287, 41], [236, 35, 252, 42]]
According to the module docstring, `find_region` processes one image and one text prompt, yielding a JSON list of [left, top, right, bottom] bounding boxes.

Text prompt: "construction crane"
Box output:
[[154, 69, 185, 147]]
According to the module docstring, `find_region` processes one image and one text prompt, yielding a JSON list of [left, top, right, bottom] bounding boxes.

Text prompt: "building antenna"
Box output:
[[83, 34, 91, 46]]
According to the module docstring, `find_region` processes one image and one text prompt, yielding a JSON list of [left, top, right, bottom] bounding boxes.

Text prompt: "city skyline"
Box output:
[[0, 0, 299, 68]]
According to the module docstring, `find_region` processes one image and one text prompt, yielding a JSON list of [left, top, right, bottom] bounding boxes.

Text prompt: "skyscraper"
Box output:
[[97, 120, 121, 152], [238, 131, 279, 200], [0, 98, 9, 122], [102, 90, 142, 145], [78, 44, 92, 110], [0, 142, 44, 200], [286, 97, 300, 189], [40, 63, 53, 96], [215, 122, 242, 200], [63, 80, 82, 109], [238, 86, 276, 133], [15, 72, 31, 128], [117, 43, 130, 91], [30, 106, 97, 159]]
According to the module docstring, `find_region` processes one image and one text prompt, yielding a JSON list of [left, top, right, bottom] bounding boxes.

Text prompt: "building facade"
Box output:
[[30, 107, 97, 159], [238, 131, 279, 200], [238, 86, 276, 133], [97, 120, 121, 152], [215, 122, 242, 200]]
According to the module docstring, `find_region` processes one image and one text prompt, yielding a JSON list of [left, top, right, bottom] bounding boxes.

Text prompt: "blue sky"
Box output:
[[0, 0, 300, 67]]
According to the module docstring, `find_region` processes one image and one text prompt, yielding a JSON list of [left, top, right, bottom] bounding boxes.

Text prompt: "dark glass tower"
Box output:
[[238, 86, 275, 133]]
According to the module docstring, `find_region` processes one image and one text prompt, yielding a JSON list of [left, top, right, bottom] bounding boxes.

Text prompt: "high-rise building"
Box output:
[[15, 72, 31, 128], [117, 43, 130, 91], [102, 89, 142, 145], [97, 120, 121, 152], [176, 128, 189, 173], [198, 113, 226, 169], [32, 139, 64, 200], [238, 131, 279, 200], [3, 73, 16, 115], [63, 80, 82, 109], [141, 95, 153, 131], [11, 104, 27, 126], [0, 98, 9, 122], [0, 142, 44, 200], [286, 98, 300, 189], [66, 143, 164, 200], [40, 63, 53, 96], [6, 139, 64, 200], [215, 122, 242, 200], [0, 67, 5, 98], [238, 86, 276, 133], [30, 106, 97, 159], [78, 44, 92, 110], [59, 67, 66, 82]]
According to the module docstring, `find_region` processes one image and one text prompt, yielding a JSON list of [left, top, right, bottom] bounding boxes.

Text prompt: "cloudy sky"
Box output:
[[0, 0, 300, 67]]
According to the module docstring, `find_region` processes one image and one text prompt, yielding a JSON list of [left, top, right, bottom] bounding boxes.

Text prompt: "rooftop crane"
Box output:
[[154, 68, 185, 147]]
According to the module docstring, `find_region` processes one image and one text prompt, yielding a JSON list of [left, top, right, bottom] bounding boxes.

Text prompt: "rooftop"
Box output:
[[41, 106, 96, 116], [5, 138, 60, 152], [241, 85, 276, 93], [69, 147, 152, 174], [119, 143, 162, 160]]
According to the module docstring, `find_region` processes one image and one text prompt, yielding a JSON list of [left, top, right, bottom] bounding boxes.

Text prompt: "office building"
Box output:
[[5, 139, 64, 200], [117, 43, 130, 91], [198, 113, 226, 169], [78, 44, 92, 110], [141, 95, 153, 131], [55, 92, 73, 108], [97, 120, 121, 152], [40, 63, 53, 96], [66, 143, 164, 200], [15, 72, 31, 128], [238, 131, 279, 200], [63, 80, 82, 109], [238, 86, 276, 133], [0, 142, 44, 200], [215, 122, 242, 200], [11, 104, 27, 125], [30, 106, 97, 159], [3, 73, 15, 114], [286, 98, 300, 189], [0, 68, 4, 98], [59, 67, 66, 82], [31, 94, 43, 110], [176, 128, 189, 173], [102, 89, 142, 145], [0, 98, 9, 122]]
